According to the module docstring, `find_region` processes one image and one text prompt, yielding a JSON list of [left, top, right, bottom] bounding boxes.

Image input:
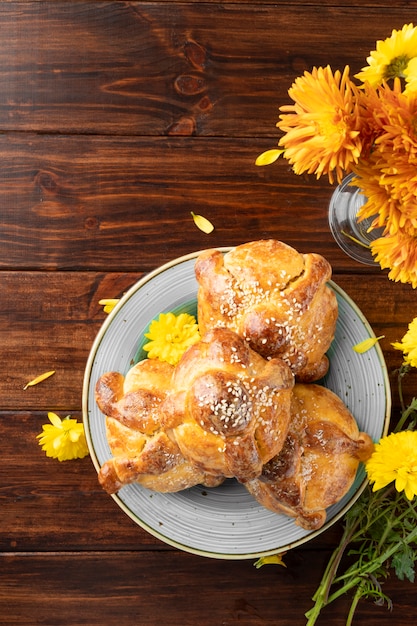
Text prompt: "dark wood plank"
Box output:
[[0, 550, 415, 626], [0, 270, 141, 409], [0, 132, 394, 272], [2, 3, 417, 625], [0, 409, 169, 551], [0, 3, 414, 136]]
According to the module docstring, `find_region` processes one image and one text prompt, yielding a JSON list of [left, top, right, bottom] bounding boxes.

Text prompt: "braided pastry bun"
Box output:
[[195, 240, 338, 382], [95, 358, 224, 494], [164, 327, 295, 483], [245, 384, 374, 530]]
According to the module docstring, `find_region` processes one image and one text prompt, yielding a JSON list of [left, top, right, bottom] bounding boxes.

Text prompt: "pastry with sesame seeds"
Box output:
[[245, 384, 374, 529], [166, 327, 295, 483], [195, 239, 338, 383], [95, 358, 225, 494]]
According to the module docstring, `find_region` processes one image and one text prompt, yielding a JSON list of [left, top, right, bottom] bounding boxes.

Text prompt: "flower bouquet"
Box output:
[[256, 24, 417, 288], [302, 320, 417, 625], [253, 24, 417, 623]]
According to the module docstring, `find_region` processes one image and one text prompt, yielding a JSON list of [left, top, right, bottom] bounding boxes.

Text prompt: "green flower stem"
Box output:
[[305, 486, 410, 625], [397, 365, 408, 414], [325, 524, 417, 606], [395, 396, 417, 432], [306, 363, 417, 626], [306, 519, 360, 625], [376, 496, 399, 551], [345, 582, 366, 626]]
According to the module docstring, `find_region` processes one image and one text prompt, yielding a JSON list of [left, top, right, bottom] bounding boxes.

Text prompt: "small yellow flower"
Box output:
[[353, 336, 384, 353], [392, 316, 417, 368], [254, 553, 286, 569], [191, 212, 214, 234], [37, 412, 89, 461], [143, 312, 201, 366], [366, 431, 417, 500], [99, 299, 119, 314], [355, 23, 417, 86], [23, 370, 55, 390]]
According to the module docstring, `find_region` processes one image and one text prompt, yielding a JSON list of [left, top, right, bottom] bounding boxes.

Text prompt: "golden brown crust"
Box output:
[[95, 359, 224, 494], [94, 326, 295, 493], [167, 327, 294, 482], [195, 240, 338, 382], [245, 384, 375, 530], [93, 239, 376, 531]]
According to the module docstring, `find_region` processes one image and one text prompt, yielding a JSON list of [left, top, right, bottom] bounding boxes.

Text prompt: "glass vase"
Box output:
[[328, 173, 383, 266]]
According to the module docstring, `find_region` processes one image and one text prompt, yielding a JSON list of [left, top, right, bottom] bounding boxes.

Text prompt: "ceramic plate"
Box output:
[[82, 250, 391, 560]]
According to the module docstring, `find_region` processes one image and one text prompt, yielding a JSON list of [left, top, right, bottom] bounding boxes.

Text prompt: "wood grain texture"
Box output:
[[1, 550, 415, 626], [0, 3, 413, 136], [0, 132, 400, 272], [2, 3, 417, 625]]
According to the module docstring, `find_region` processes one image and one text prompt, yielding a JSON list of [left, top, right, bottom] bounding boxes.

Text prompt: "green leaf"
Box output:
[[392, 544, 416, 583]]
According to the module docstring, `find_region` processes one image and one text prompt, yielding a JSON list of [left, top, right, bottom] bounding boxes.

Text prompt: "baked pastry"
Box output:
[[245, 384, 374, 529], [95, 358, 224, 494], [164, 327, 295, 483], [195, 239, 338, 382]]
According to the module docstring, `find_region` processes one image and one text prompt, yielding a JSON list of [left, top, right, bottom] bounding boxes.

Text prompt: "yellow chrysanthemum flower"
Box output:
[[143, 312, 201, 366], [405, 56, 417, 92], [355, 23, 417, 86], [370, 230, 417, 289], [366, 430, 417, 500], [37, 412, 89, 461], [392, 316, 417, 368], [277, 65, 363, 184]]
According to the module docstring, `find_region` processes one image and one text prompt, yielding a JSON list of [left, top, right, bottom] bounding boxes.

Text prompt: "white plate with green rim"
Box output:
[[82, 249, 391, 560]]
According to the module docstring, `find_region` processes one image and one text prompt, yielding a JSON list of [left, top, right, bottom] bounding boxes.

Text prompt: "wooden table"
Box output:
[[2, 2, 417, 624]]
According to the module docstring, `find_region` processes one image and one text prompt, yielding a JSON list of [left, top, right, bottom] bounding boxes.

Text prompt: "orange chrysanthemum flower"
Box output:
[[352, 161, 393, 231], [353, 81, 417, 236], [354, 156, 417, 236], [277, 65, 363, 184], [371, 81, 417, 160], [370, 229, 417, 288]]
